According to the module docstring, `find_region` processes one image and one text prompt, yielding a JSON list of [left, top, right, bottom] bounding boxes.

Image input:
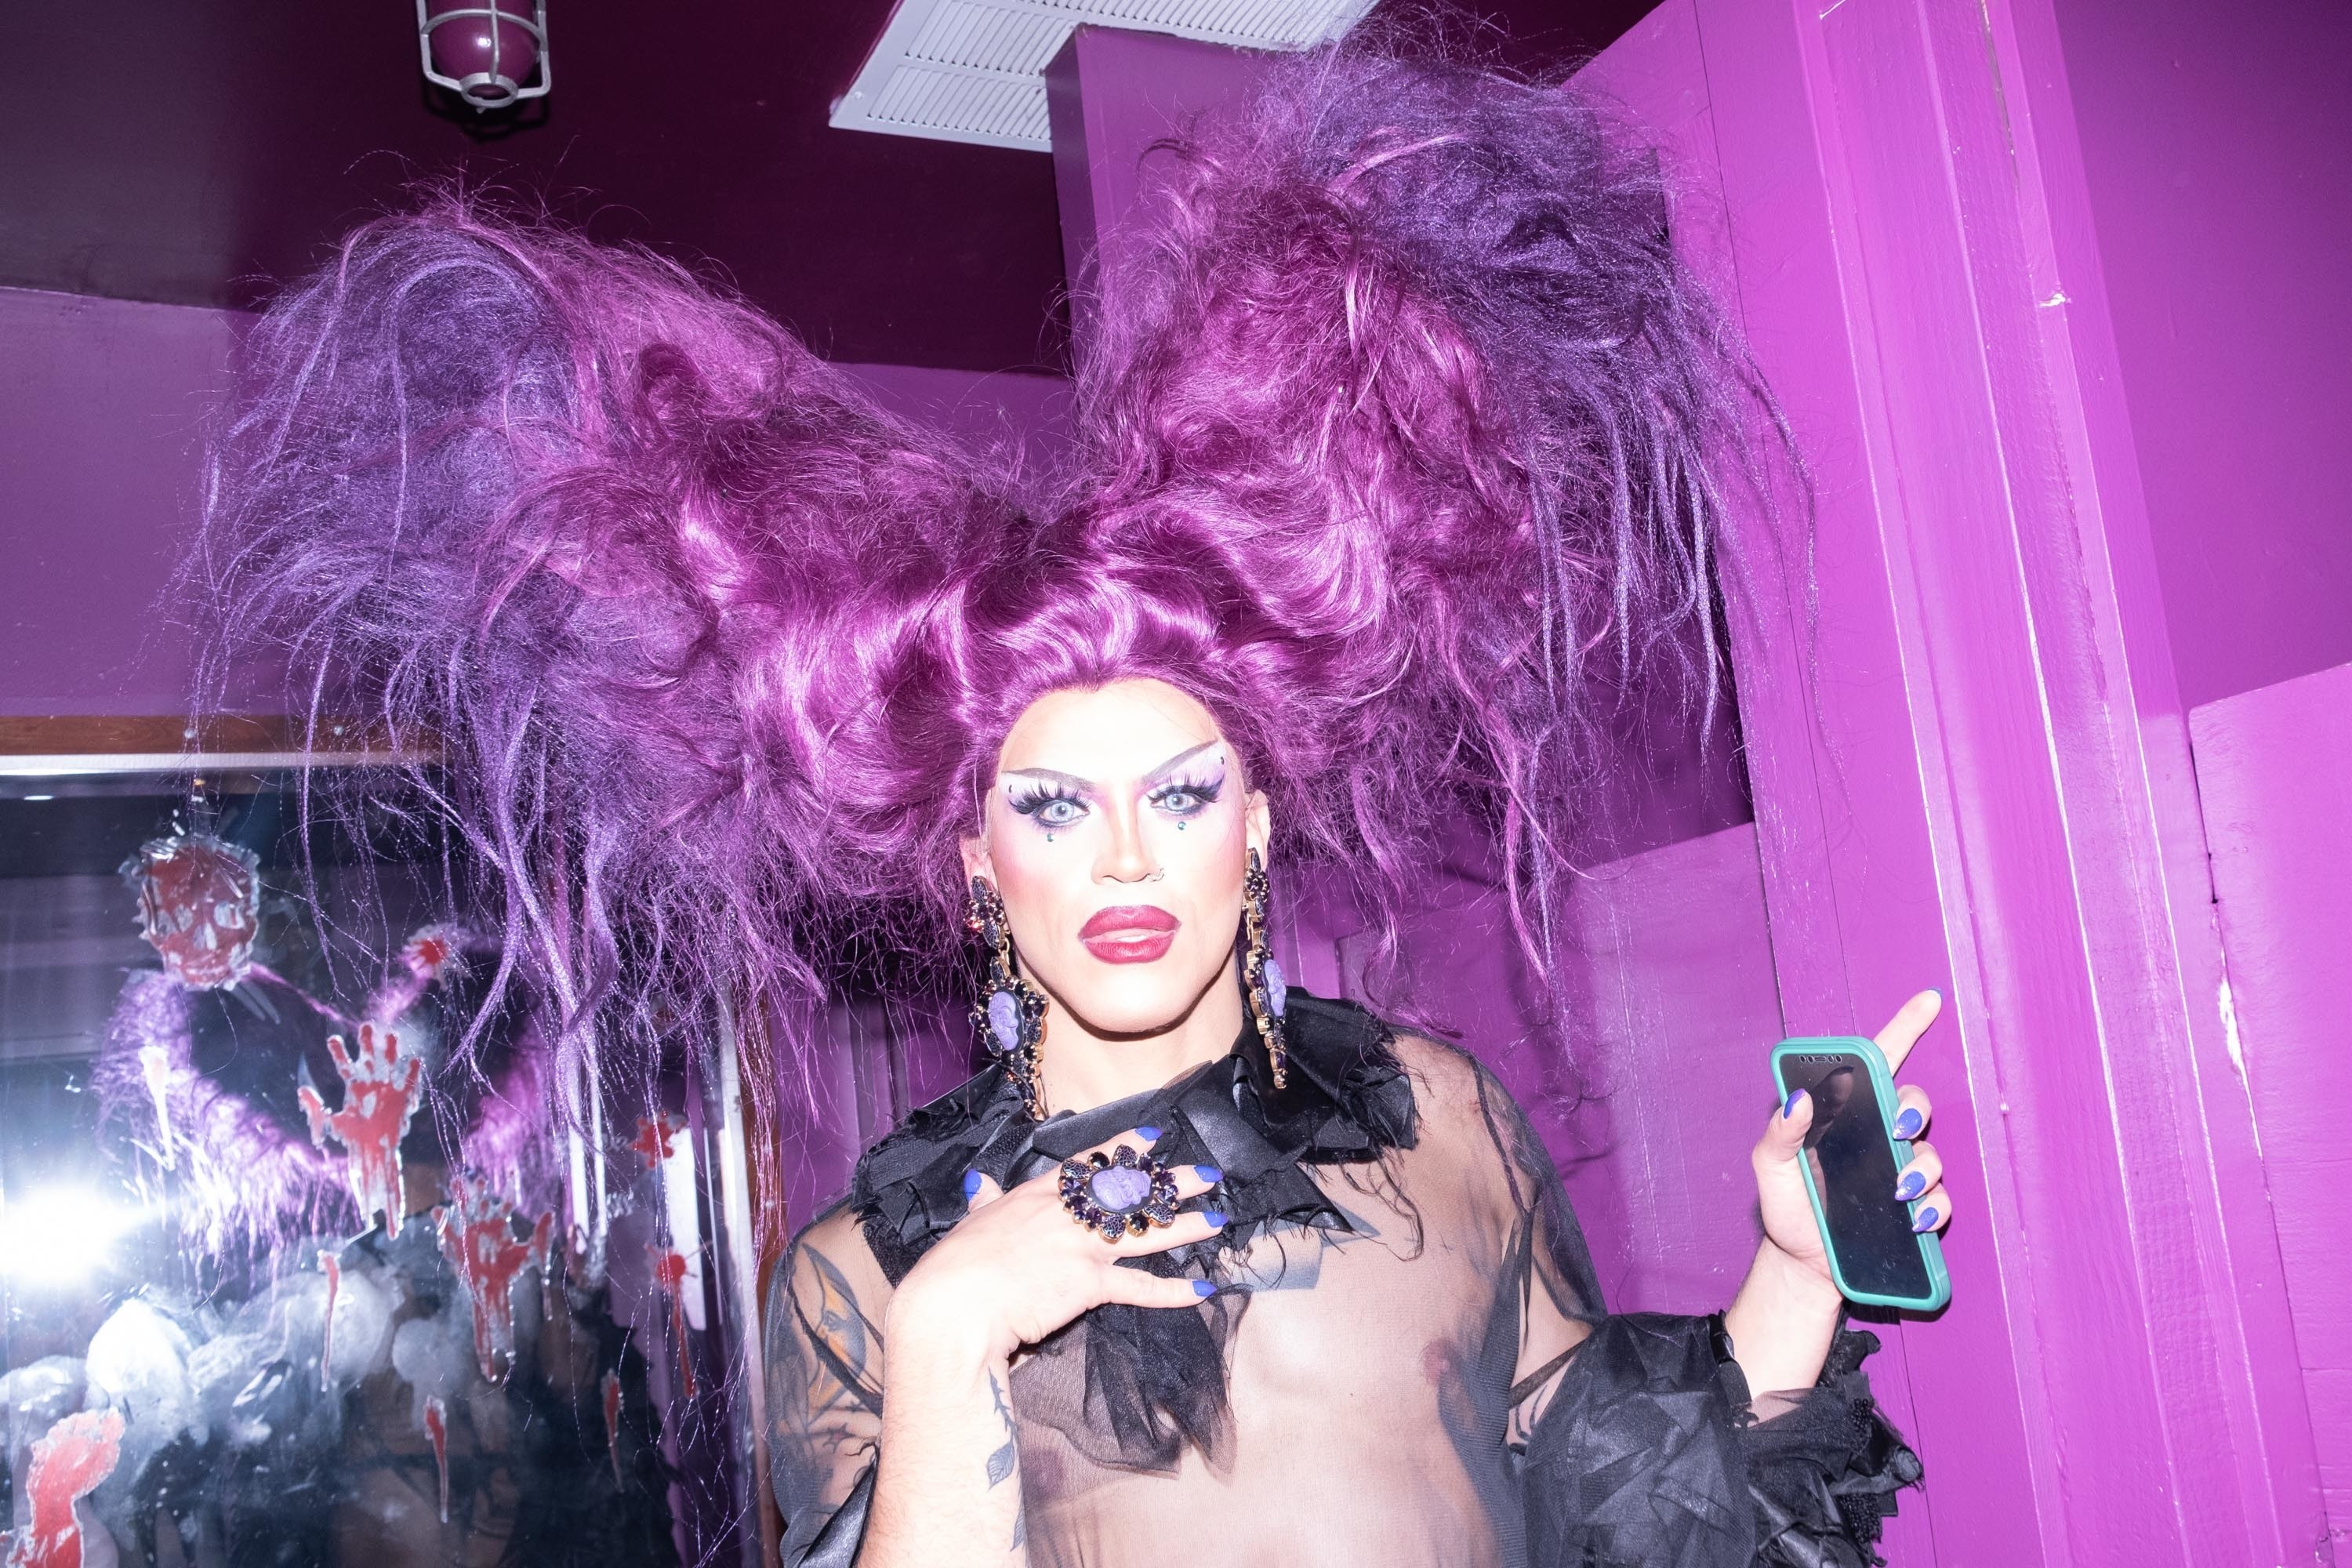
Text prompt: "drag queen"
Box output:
[[201, 42, 1940, 1568]]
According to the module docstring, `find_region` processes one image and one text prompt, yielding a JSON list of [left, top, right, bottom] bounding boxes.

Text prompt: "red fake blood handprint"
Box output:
[[3, 1410, 125, 1568], [299, 1022, 423, 1238], [437, 1173, 554, 1384], [123, 833, 260, 989]]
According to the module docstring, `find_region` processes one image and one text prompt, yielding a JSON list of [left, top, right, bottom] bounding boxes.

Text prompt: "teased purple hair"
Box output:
[[95, 971, 350, 1255], [197, 45, 1772, 1225]]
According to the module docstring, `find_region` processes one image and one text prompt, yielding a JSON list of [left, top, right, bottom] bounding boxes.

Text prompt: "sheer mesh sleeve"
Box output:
[[764, 1202, 894, 1568], [1460, 1051, 1923, 1568], [761, 1011, 1918, 1568]]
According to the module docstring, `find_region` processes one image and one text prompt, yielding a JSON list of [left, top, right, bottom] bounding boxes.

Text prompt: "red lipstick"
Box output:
[[1078, 905, 1180, 964]]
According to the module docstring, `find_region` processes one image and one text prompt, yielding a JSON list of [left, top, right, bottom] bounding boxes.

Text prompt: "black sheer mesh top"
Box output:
[[764, 992, 1920, 1567]]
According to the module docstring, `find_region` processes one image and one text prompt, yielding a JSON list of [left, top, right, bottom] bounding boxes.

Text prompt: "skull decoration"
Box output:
[[122, 833, 262, 989]]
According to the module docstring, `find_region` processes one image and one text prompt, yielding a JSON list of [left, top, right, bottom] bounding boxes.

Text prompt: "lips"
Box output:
[[1079, 904, 1180, 964]]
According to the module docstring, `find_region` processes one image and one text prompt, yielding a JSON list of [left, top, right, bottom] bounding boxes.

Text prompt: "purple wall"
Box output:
[[1580, 0, 2334, 1559], [2190, 662, 2352, 1547], [2051, 0, 2352, 710], [1271, 820, 1782, 1317], [1046, 28, 1269, 346], [0, 285, 1071, 720], [832, 360, 1072, 480], [0, 288, 232, 717], [1535, 826, 1783, 1315]]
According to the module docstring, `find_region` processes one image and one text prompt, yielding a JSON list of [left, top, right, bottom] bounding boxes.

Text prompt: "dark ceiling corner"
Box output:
[[0, 2, 1659, 373]]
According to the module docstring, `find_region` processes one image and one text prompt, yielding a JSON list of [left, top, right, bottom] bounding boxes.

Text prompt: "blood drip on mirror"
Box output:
[[601, 1368, 625, 1483], [321, 1250, 343, 1392], [650, 1247, 698, 1400], [423, 1396, 450, 1524]]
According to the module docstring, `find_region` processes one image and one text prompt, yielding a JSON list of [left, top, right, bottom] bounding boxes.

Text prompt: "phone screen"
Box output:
[[1779, 1049, 1934, 1301]]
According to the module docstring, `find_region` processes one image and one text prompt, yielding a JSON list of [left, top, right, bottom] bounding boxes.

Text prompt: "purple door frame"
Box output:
[[1049, 4, 2325, 1562], [2190, 663, 2352, 1543], [1650, 0, 2322, 1559]]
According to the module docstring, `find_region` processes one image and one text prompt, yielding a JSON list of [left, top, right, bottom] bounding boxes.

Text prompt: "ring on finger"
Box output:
[[1059, 1145, 1181, 1242]]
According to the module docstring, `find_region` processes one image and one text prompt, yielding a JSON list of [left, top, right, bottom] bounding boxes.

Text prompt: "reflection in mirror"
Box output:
[[0, 771, 757, 1567]]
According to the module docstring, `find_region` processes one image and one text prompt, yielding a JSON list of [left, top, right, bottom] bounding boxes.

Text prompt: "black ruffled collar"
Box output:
[[850, 989, 1420, 1471], [854, 989, 1418, 1287]]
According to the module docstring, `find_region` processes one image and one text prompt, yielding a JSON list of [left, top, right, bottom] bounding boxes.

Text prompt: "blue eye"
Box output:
[[1150, 779, 1221, 818], [1009, 788, 1087, 830]]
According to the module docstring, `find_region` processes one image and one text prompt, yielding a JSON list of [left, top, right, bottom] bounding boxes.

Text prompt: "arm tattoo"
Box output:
[[985, 1370, 1018, 1489], [988, 1370, 1025, 1554], [793, 1245, 883, 1418]]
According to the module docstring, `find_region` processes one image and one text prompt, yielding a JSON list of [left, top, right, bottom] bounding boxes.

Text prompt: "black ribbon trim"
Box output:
[[854, 989, 1417, 1288], [848, 990, 1419, 1471]]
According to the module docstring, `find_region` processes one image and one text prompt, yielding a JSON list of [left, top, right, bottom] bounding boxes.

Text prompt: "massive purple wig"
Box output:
[[196, 45, 1769, 1172]]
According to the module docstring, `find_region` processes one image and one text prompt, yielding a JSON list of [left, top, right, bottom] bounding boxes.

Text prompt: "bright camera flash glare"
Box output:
[[0, 1189, 140, 1285]]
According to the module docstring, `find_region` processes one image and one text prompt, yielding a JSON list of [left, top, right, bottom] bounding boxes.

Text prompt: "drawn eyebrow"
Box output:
[[1144, 742, 1224, 785], [1002, 766, 1093, 795], [999, 742, 1224, 796]]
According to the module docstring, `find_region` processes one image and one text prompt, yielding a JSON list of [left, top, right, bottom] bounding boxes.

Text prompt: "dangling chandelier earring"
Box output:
[[967, 877, 1047, 1120], [1240, 849, 1289, 1091]]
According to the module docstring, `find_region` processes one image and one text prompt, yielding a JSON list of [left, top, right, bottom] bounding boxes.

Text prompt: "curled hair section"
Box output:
[[1072, 47, 1777, 972]]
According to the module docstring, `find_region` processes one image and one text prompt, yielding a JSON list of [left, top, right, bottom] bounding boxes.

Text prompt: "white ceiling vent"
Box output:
[[832, 0, 1376, 151]]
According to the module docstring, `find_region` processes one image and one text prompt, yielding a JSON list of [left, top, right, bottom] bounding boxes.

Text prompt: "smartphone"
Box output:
[[1770, 1036, 1951, 1312]]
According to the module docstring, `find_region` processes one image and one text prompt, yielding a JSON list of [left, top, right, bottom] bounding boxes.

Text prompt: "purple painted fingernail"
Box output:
[[1136, 1125, 1163, 1142], [1192, 1279, 1217, 1298], [1200, 1210, 1227, 1228], [1893, 1108, 1925, 1138], [962, 1168, 982, 1200], [1193, 1165, 1223, 1185], [1911, 1205, 1940, 1233], [1781, 1089, 1806, 1119], [1895, 1170, 1926, 1201]]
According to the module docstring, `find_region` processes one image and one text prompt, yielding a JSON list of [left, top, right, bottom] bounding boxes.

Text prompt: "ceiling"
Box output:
[[0, 1, 1657, 373]]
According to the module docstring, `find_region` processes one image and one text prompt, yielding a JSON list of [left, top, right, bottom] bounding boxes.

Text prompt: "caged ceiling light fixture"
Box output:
[[417, 0, 551, 111], [833, 0, 1376, 152]]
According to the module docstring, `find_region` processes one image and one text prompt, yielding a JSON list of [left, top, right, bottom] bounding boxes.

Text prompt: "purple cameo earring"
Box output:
[[1240, 849, 1289, 1090], [967, 877, 1048, 1120]]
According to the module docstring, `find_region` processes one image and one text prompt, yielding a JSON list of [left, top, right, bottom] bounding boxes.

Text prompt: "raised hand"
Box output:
[[866, 1127, 1225, 1567], [1751, 989, 1952, 1287], [887, 1127, 1225, 1366], [1726, 989, 1951, 1398]]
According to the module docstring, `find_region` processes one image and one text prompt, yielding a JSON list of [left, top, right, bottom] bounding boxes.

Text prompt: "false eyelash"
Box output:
[[1007, 782, 1087, 818], [1149, 774, 1225, 810]]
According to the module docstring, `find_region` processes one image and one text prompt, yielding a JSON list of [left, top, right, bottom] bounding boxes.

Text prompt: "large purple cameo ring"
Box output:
[[1058, 1145, 1181, 1242]]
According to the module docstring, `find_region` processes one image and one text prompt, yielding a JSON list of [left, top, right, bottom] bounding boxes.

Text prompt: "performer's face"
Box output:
[[963, 677, 1269, 1043]]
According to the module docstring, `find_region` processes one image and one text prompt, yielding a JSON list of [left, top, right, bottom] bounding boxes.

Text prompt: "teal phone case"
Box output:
[[1771, 1036, 1951, 1312]]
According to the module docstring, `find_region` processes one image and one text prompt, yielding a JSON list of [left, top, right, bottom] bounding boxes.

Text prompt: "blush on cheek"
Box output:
[[985, 806, 1079, 909], [1152, 800, 1245, 888]]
